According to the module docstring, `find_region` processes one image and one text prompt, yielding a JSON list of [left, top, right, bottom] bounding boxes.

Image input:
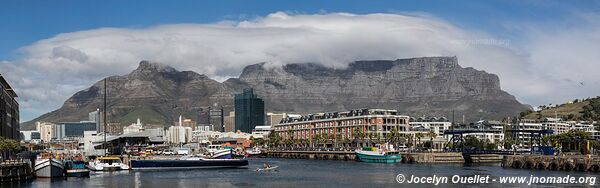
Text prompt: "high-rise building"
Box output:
[[234, 88, 265, 133], [89, 109, 104, 132], [224, 111, 236, 132], [0, 74, 19, 140]]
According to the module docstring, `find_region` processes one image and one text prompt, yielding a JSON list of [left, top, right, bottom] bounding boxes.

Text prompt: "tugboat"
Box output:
[[355, 144, 401, 163]]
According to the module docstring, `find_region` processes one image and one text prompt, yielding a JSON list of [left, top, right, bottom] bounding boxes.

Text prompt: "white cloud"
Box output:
[[1, 11, 599, 121]]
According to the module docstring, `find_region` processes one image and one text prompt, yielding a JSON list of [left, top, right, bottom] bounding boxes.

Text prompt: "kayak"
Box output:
[[256, 166, 278, 171]]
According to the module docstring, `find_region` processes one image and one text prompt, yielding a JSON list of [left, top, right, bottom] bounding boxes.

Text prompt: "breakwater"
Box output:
[[0, 160, 35, 183], [502, 155, 600, 172]]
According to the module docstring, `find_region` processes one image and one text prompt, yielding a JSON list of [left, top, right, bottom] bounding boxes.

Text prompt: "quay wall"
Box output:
[[0, 161, 34, 183], [263, 151, 465, 163], [502, 155, 600, 172]]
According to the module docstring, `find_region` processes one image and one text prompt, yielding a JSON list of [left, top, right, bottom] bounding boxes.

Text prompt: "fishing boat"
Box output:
[[34, 158, 65, 178], [129, 156, 248, 170], [355, 144, 401, 163], [64, 160, 90, 177], [87, 156, 130, 171]]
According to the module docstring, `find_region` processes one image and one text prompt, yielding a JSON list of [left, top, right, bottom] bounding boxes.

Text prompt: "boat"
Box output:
[[246, 147, 262, 156], [64, 160, 90, 177], [87, 156, 130, 171], [34, 158, 65, 178], [256, 165, 278, 171], [355, 144, 401, 163], [129, 157, 249, 170]]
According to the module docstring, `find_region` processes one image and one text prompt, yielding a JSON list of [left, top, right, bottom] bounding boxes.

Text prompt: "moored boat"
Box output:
[[64, 160, 90, 177], [355, 144, 401, 163], [130, 157, 248, 169], [87, 156, 129, 171], [34, 158, 65, 178]]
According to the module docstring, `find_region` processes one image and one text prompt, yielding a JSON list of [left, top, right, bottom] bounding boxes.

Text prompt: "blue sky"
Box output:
[[1, 0, 600, 122]]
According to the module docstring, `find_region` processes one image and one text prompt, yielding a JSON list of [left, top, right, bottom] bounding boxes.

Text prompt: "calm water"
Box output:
[[3, 158, 599, 188]]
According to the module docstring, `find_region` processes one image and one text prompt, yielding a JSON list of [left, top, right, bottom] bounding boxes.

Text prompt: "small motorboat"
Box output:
[[256, 165, 278, 171], [87, 156, 129, 171], [64, 160, 90, 177]]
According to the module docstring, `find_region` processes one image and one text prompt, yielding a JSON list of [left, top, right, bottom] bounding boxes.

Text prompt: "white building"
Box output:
[[510, 119, 543, 146], [123, 118, 144, 134], [409, 117, 451, 138], [83, 131, 106, 156], [542, 118, 571, 134], [36, 122, 55, 142], [166, 115, 193, 144], [20, 130, 40, 141], [251, 125, 272, 139]]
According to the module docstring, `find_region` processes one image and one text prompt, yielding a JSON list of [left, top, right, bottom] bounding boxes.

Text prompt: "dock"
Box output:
[[502, 155, 600, 172], [0, 160, 35, 183]]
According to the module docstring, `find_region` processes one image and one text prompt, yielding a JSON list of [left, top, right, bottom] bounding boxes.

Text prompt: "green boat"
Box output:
[[355, 146, 401, 163]]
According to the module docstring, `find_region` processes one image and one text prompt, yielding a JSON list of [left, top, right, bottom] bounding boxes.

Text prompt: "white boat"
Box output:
[[87, 156, 129, 171], [34, 158, 65, 178], [246, 147, 262, 155], [211, 149, 234, 159], [256, 166, 278, 171]]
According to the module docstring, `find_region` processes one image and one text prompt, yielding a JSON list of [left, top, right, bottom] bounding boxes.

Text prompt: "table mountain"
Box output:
[[21, 57, 530, 130]]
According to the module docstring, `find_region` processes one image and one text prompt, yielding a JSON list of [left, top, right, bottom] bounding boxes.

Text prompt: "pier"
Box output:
[[502, 155, 600, 172], [0, 160, 35, 183]]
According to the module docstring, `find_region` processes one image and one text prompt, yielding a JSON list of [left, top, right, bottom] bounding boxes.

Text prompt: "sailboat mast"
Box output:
[[104, 78, 107, 155]]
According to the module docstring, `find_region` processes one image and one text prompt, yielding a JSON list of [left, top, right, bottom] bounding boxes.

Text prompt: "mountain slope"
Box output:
[[22, 57, 530, 130], [227, 56, 530, 120]]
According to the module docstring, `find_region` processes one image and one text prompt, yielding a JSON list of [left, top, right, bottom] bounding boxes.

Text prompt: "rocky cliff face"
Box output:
[[22, 61, 233, 130], [22, 57, 530, 130], [227, 56, 529, 120]]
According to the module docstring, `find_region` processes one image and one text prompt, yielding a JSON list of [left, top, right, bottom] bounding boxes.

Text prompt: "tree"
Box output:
[[0, 137, 21, 159]]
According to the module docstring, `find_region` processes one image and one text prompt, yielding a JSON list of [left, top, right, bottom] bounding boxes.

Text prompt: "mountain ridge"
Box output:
[[21, 57, 530, 130]]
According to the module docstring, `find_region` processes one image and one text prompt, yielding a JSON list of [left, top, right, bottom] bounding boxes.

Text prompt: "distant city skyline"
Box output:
[[1, 1, 599, 122]]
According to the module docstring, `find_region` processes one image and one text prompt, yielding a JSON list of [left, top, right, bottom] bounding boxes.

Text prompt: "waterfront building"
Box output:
[[166, 116, 193, 144], [541, 118, 571, 135], [450, 120, 505, 148], [89, 109, 104, 133], [409, 117, 451, 137], [571, 121, 599, 140], [251, 125, 272, 139], [0, 74, 19, 140], [234, 88, 265, 133], [36, 122, 55, 142], [123, 118, 144, 134], [275, 109, 411, 147], [266, 113, 288, 127], [224, 111, 235, 132], [510, 119, 543, 146], [20, 130, 40, 141], [54, 121, 97, 140]]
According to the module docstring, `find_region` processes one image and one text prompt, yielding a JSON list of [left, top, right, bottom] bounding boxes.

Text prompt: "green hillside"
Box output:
[[521, 97, 600, 121]]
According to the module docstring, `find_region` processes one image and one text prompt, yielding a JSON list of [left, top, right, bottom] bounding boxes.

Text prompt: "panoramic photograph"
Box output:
[[1, 0, 600, 187]]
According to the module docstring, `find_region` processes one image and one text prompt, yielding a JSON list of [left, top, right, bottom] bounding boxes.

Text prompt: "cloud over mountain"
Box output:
[[1, 11, 599, 121]]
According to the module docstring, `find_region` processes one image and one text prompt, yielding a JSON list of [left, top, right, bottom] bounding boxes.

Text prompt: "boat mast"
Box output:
[[104, 78, 107, 155]]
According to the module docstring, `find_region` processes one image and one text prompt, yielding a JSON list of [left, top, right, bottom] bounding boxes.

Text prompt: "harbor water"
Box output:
[[3, 158, 599, 188]]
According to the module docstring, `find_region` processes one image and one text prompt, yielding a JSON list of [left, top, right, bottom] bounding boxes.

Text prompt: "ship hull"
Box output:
[[130, 158, 248, 169], [34, 159, 65, 178], [355, 151, 401, 163]]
